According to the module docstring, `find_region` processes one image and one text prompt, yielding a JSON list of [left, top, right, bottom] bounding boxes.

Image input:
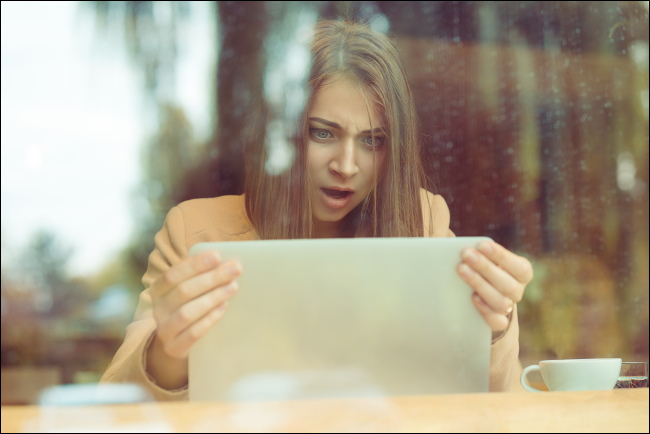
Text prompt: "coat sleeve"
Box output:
[[100, 206, 189, 401], [420, 189, 520, 392]]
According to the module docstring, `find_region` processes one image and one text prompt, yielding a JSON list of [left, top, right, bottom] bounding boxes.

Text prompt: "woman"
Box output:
[[101, 20, 533, 401]]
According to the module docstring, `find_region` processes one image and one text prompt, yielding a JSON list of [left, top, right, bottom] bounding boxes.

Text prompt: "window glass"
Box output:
[[1, 0, 648, 407]]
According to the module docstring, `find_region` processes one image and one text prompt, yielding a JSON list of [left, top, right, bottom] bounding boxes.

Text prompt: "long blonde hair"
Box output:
[[245, 20, 428, 239]]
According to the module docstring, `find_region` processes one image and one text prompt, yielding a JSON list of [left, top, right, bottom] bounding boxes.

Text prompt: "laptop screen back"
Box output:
[[188, 237, 491, 401]]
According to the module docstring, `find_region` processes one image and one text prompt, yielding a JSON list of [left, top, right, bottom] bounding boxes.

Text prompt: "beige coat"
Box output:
[[100, 194, 519, 401]]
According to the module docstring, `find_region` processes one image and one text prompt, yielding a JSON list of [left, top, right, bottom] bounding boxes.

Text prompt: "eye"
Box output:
[[362, 135, 385, 149], [310, 128, 333, 140]]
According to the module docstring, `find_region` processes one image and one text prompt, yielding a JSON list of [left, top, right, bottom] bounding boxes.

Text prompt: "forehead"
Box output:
[[309, 78, 383, 130]]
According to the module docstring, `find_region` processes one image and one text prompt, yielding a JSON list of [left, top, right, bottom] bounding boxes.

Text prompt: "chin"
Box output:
[[313, 208, 347, 222]]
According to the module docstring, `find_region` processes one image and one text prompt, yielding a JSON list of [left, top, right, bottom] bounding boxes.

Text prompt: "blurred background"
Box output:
[[1, 1, 648, 404]]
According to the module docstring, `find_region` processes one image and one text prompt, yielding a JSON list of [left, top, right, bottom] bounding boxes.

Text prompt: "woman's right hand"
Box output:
[[146, 251, 242, 388]]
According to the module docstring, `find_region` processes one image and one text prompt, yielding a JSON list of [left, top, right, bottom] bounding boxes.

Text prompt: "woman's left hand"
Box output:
[[457, 240, 533, 332]]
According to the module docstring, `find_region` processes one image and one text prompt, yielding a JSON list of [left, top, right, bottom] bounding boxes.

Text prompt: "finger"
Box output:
[[160, 260, 242, 313], [153, 251, 222, 298], [476, 240, 533, 285], [157, 281, 239, 345], [162, 302, 230, 359], [458, 262, 514, 315], [461, 248, 525, 303], [472, 293, 510, 332]]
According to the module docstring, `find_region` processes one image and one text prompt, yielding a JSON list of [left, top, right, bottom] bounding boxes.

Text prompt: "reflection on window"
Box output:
[[1, 1, 648, 405]]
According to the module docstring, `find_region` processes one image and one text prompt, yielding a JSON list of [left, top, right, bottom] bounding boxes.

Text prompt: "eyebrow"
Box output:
[[309, 117, 386, 135]]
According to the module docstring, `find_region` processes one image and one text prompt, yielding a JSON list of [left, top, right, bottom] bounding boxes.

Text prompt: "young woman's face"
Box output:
[[307, 78, 387, 229]]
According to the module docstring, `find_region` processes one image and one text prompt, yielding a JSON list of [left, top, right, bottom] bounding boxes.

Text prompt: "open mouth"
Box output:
[[321, 188, 352, 199]]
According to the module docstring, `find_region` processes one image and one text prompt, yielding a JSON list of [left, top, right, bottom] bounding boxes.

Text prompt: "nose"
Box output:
[[329, 139, 359, 178]]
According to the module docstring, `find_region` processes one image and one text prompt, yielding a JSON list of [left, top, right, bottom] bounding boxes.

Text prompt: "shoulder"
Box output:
[[176, 194, 244, 219], [142, 195, 252, 291], [174, 194, 255, 241], [419, 188, 454, 237]]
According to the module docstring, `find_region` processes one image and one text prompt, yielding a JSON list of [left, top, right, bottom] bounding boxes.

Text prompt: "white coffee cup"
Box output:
[[520, 358, 622, 392]]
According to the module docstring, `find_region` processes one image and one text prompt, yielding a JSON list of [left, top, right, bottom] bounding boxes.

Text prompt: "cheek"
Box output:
[[353, 153, 377, 191], [361, 151, 387, 180], [306, 143, 331, 179], [306, 143, 319, 170]]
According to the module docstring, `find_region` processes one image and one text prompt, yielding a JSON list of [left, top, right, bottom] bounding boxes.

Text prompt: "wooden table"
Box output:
[[1, 389, 647, 433]]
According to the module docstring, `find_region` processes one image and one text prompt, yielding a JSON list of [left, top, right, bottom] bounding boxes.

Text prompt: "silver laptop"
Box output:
[[188, 237, 491, 402]]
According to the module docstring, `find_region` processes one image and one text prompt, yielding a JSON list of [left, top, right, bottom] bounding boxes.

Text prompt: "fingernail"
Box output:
[[226, 281, 239, 293], [204, 252, 219, 266], [506, 305, 513, 314], [478, 241, 493, 254], [462, 249, 478, 264], [459, 264, 473, 277], [227, 262, 242, 276]]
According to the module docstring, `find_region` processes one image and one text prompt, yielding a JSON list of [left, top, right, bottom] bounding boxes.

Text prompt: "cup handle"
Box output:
[[520, 365, 544, 392]]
